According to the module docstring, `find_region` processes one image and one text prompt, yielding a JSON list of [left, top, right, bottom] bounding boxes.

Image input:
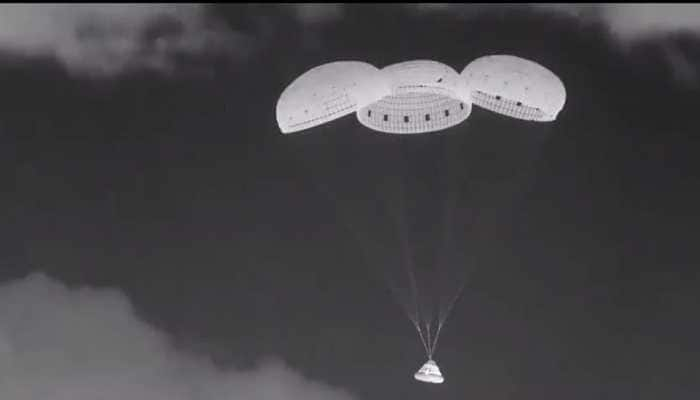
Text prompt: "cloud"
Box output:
[[0, 4, 251, 77], [411, 4, 700, 87], [534, 4, 700, 87], [410, 4, 700, 40], [594, 4, 700, 41], [290, 4, 344, 25], [0, 273, 358, 400], [659, 40, 699, 86], [523, 4, 700, 42]]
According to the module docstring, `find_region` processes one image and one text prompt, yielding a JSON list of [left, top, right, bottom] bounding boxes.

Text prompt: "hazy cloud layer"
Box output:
[[414, 4, 700, 40], [290, 4, 344, 25], [569, 4, 700, 40], [0, 4, 249, 77], [412, 3, 700, 86], [534, 4, 700, 87], [0, 4, 698, 78], [0, 273, 357, 400]]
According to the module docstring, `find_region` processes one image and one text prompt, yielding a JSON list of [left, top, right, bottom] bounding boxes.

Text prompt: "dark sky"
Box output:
[[0, 4, 699, 400]]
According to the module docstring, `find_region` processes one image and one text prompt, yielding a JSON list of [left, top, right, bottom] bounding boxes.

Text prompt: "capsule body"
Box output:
[[414, 359, 444, 384]]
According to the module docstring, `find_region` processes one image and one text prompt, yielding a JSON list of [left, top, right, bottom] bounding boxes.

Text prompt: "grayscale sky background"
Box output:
[[0, 4, 698, 400]]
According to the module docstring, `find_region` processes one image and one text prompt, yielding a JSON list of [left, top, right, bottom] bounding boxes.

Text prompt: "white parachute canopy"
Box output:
[[356, 60, 472, 135], [462, 55, 566, 122], [275, 57, 567, 382], [275, 56, 566, 133], [414, 359, 444, 384], [276, 61, 391, 133]]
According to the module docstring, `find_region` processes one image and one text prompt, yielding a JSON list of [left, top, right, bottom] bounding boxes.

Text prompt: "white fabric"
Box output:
[[276, 61, 390, 133], [276, 56, 565, 134], [357, 60, 472, 134], [461, 55, 566, 121]]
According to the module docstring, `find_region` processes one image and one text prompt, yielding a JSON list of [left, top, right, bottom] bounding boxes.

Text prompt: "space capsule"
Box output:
[[414, 359, 444, 384]]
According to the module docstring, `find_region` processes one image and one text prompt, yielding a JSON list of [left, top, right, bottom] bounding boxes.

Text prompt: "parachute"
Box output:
[[356, 60, 472, 134], [276, 61, 391, 133], [277, 55, 565, 384], [277, 61, 390, 133], [462, 55, 566, 122]]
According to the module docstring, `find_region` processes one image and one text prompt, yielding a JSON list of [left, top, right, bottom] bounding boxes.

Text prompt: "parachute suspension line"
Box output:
[[366, 158, 422, 329], [371, 145, 429, 359], [404, 255, 422, 334], [425, 321, 433, 358], [399, 212, 425, 357], [395, 195, 424, 357], [289, 139, 424, 353], [388, 144, 425, 348], [384, 265, 420, 325], [430, 283, 467, 357], [439, 278, 467, 326], [375, 142, 421, 327], [433, 133, 461, 326], [403, 227, 427, 357], [433, 135, 476, 357], [437, 133, 479, 338], [434, 186, 457, 321], [431, 322, 444, 356], [412, 319, 431, 357], [428, 133, 461, 358]]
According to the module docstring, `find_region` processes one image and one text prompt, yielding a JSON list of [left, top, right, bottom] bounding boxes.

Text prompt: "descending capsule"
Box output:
[[414, 359, 444, 384]]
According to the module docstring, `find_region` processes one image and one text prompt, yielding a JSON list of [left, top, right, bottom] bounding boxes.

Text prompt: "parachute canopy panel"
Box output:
[[276, 61, 391, 134], [462, 55, 566, 122], [380, 60, 465, 99], [414, 359, 444, 384], [357, 60, 472, 134]]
